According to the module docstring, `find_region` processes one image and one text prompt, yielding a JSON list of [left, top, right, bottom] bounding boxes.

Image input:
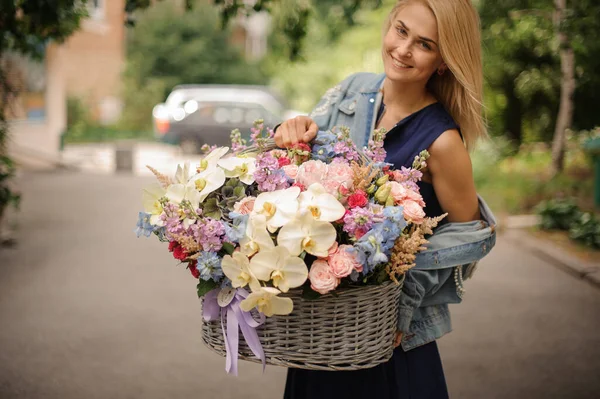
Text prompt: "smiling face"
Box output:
[[382, 1, 445, 86]]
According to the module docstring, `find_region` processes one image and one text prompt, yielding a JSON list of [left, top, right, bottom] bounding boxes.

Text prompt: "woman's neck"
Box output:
[[382, 78, 435, 115]]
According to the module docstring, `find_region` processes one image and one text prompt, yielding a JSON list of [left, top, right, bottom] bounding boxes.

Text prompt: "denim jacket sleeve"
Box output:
[[396, 195, 497, 332]]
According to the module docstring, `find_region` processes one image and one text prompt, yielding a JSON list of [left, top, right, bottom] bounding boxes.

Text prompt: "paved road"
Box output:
[[0, 171, 599, 399]]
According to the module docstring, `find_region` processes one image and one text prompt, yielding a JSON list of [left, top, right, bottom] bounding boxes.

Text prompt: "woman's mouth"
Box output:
[[391, 57, 412, 69]]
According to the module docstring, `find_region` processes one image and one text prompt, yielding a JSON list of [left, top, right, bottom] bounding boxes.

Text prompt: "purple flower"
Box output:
[[343, 207, 375, 238]]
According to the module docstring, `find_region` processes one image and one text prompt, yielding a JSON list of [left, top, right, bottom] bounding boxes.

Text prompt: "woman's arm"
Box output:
[[428, 129, 480, 222]]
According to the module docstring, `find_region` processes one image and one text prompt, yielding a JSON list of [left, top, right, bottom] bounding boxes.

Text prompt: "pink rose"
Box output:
[[308, 260, 340, 295], [282, 164, 299, 180], [404, 188, 425, 207], [329, 245, 362, 277], [403, 200, 426, 224], [296, 160, 328, 188], [389, 181, 408, 204], [233, 196, 256, 215]]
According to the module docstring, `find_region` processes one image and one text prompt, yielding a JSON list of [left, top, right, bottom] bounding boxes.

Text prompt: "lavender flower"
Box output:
[[196, 251, 224, 281], [343, 207, 375, 238], [195, 218, 226, 252]]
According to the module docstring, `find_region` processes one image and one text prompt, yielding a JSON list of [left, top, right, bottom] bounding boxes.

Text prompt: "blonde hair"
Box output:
[[383, 0, 487, 150]]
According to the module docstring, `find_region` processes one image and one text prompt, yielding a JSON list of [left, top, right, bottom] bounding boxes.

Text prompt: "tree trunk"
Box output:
[[551, 0, 575, 176], [503, 78, 523, 146]]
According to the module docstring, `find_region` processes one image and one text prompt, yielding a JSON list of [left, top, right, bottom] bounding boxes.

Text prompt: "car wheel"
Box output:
[[180, 139, 199, 155]]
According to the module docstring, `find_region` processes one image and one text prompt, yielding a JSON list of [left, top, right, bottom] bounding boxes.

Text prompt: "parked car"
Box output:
[[152, 84, 303, 153]]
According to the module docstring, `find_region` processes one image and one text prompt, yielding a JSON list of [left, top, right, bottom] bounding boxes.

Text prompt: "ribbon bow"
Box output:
[[203, 287, 266, 375]]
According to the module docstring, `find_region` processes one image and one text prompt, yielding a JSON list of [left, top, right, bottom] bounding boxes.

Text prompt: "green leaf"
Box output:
[[197, 279, 219, 297], [222, 242, 235, 255]]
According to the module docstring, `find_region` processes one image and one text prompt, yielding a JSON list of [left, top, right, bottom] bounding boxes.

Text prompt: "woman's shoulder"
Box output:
[[423, 103, 459, 131], [337, 72, 385, 94]]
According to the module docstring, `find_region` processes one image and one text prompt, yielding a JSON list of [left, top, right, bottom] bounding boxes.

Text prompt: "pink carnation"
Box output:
[[233, 197, 256, 215], [296, 160, 328, 188], [324, 162, 354, 198], [329, 245, 362, 277], [308, 260, 340, 295], [403, 200, 426, 224]]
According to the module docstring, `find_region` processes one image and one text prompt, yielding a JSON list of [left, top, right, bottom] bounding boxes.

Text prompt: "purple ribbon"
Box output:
[[203, 288, 266, 375]]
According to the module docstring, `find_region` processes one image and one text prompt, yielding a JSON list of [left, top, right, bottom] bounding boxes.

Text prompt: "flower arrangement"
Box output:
[[136, 120, 445, 373]]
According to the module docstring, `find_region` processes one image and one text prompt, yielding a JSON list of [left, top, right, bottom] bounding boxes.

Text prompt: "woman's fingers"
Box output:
[[274, 116, 317, 148], [304, 120, 318, 143], [393, 331, 403, 348]]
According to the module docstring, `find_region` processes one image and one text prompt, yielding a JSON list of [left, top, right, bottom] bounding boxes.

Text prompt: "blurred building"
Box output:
[[7, 0, 126, 169], [6, 0, 268, 169]]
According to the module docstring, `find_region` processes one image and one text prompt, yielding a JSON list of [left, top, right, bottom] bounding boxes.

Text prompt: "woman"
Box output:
[[275, 0, 492, 397]]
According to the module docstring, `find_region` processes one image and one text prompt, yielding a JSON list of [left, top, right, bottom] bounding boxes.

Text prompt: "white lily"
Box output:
[[198, 146, 229, 172], [252, 187, 301, 232], [277, 213, 338, 257], [217, 156, 257, 185], [249, 246, 308, 293], [142, 183, 166, 226], [298, 183, 346, 222], [221, 252, 260, 292], [240, 286, 293, 317], [239, 214, 275, 257]]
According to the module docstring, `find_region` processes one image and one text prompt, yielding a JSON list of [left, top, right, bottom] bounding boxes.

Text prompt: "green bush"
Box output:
[[535, 198, 582, 231], [569, 212, 600, 249]]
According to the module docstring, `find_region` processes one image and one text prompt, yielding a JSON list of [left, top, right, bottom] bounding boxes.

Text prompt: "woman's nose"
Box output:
[[395, 40, 413, 58]]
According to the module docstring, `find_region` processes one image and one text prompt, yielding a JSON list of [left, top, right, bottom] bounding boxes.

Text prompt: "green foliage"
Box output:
[[473, 133, 594, 215], [535, 198, 582, 231], [0, 155, 20, 211], [119, 0, 268, 131], [479, 0, 600, 146], [534, 197, 600, 249], [197, 279, 218, 297], [568, 212, 600, 249]]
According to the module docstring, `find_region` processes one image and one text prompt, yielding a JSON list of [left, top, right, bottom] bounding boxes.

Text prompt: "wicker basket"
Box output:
[[201, 278, 403, 371]]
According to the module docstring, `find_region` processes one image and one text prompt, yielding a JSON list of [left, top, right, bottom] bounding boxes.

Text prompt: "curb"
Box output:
[[503, 228, 600, 290]]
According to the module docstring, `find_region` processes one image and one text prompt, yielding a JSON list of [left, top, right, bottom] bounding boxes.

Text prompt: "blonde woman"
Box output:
[[275, 0, 494, 397]]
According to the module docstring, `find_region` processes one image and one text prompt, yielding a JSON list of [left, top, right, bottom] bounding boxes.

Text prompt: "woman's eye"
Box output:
[[420, 41, 431, 50], [396, 27, 407, 35]]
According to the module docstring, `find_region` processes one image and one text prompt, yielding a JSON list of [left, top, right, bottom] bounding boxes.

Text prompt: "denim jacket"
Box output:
[[309, 72, 497, 351]]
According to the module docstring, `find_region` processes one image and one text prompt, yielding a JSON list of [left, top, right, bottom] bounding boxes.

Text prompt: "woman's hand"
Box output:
[[274, 116, 318, 148], [393, 331, 403, 348]]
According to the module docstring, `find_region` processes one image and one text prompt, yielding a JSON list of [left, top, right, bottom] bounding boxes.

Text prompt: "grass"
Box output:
[[472, 138, 595, 216]]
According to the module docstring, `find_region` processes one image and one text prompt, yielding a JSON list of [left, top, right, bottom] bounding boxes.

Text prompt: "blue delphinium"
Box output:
[[354, 230, 389, 274], [224, 212, 249, 244], [135, 212, 155, 238], [196, 251, 224, 281]]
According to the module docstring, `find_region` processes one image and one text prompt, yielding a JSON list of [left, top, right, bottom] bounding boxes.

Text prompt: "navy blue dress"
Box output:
[[284, 102, 458, 399]]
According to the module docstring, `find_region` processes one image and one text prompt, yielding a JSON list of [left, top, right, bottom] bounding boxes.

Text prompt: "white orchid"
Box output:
[[298, 183, 346, 222], [221, 252, 260, 292], [252, 187, 301, 232], [239, 214, 275, 257], [240, 287, 293, 317], [217, 156, 257, 185], [188, 166, 226, 204], [142, 183, 166, 226], [277, 213, 338, 257], [249, 246, 308, 293], [174, 162, 192, 184], [198, 146, 229, 172]]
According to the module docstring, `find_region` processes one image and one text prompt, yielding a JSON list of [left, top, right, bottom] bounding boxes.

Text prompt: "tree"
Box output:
[[550, 0, 574, 175], [119, 1, 268, 131], [0, 0, 88, 220]]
